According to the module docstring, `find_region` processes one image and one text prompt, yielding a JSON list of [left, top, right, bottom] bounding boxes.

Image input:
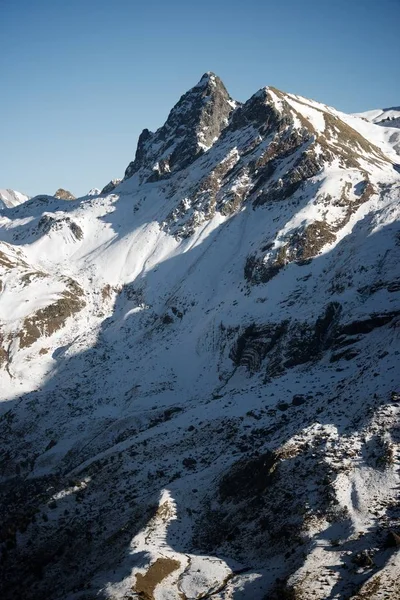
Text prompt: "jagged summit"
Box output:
[[1, 77, 400, 600], [194, 70, 220, 87], [124, 72, 236, 181], [100, 178, 122, 195]]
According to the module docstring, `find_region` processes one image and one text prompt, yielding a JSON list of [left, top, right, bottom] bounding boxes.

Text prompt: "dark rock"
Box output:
[[245, 221, 336, 284], [182, 457, 197, 470], [340, 312, 400, 335], [385, 530, 400, 547], [230, 87, 285, 132], [100, 179, 122, 195], [330, 348, 359, 362], [124, 73, 236, 182], [351, 550, 374, 568], [230, 302, 342, 378], [37, 215, 83, 241], [292, 395, 306, 406], [218, 451, 278, 502], [44, 440, 57, 452], [390, 391, 400, 402]]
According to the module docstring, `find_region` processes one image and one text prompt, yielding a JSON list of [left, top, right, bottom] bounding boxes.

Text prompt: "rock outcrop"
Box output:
[[54, 188, 76, 200], [124, 72, 237, 182], [0, 74, 399, 600], [100, 179, 122, 194]]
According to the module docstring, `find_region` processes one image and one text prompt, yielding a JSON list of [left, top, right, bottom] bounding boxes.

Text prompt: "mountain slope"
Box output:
[[0, 75, 399, 600], [355, 106, 400, 155], [0, 188, 30, 209], [355, 106, 400, 127]]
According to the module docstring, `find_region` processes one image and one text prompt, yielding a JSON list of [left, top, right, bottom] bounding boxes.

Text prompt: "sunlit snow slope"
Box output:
[[355, 106, 400, 155], [1, 74, 399, 600], [0, 188, 30, 209]]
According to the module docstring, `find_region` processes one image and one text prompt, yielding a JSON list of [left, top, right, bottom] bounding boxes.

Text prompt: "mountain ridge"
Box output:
[[0, 74, 399, 600], [0, 188, 30, 209]]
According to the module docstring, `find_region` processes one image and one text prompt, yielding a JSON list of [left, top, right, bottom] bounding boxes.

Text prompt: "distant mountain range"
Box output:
[[0, 188, 30, 209]]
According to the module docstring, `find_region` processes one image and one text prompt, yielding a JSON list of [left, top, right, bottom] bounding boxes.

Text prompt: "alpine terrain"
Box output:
[[0, 189, 30, 210], [1, 73, 399, 600]]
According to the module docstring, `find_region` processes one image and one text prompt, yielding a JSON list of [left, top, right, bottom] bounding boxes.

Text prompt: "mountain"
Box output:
[[355, 106, 400, 155], [0, 188, 30, 209], [355, 106, 400, 128], [0, 74, 399, 600], [54, 188, 76, 201]]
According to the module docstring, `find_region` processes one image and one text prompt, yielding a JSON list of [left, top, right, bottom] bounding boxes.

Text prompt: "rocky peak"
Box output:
[[124, 72, 236, 182], [87, 188, 101, 196], [54, 188, 76, 200], [230, 86, 290, 133], [1, 76, 400, 600], [100, 179, 122, 195]]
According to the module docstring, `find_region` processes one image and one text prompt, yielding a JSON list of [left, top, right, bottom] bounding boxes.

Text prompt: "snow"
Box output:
[[354, 106, 400, 125], [0, 188, 30, 209], [351, 107, 400, 157], [283, 92, 327, 132], [1, 80, 399, 600], [87, 187, 101, 196]]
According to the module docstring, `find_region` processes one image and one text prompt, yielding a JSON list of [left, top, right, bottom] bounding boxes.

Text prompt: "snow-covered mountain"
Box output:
[[355, 106, 400, 155], [356, 106, 400, 127], [0, 74, 399, 600], [0, 188, 30, 209]]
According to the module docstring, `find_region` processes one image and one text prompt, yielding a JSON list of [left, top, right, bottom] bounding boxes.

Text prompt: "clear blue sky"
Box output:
[[1, 0, 399, 197]]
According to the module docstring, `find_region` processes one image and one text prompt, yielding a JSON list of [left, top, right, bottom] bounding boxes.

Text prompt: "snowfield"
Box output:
[[0, 74, 399, 600], [0, 188, 30, 209]]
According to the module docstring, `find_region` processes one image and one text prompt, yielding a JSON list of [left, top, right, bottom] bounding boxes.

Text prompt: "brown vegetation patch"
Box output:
[[101, 284, 112, 300], [134, 557, 181, 600], [0, 346, 7, 367], [245, 221, 336, 284], [0, 248, 28, 270], [351, 575, 384, 599], [0, 329, 8, 367], [320, 113, 388, 168], [20, 271, 47, 286], [54, 188, 76, 200], [269, 87, 318, 136], [18, 278, 85, 348]]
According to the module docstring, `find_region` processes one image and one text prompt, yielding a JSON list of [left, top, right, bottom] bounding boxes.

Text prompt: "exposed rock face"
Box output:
[[37, 215, 83, 240], [100, 178, 122, 194], [18, 278, 86, 348], [229, 303, 400, 380], [0, 240, 86, 363], [124, 72, 236, 182], [54, 188, 76, 200], [0, 75, 399, 600], [153, 84, 392, 247], [229, 302, 343, 374], [245, 221, 338, 284]]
